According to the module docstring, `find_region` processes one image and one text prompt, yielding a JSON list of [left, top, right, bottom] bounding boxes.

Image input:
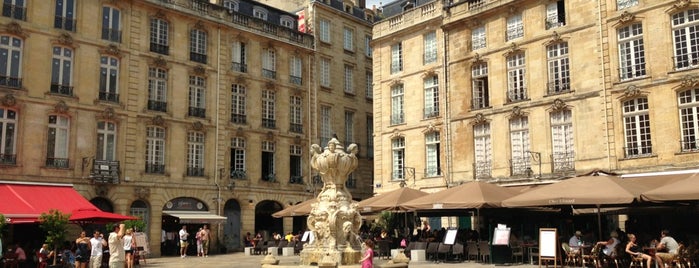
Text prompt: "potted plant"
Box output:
[[39, 209, 70, 267]]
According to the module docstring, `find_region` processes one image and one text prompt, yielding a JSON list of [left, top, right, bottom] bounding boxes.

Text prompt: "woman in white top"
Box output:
[[123, 228, 137, 268]]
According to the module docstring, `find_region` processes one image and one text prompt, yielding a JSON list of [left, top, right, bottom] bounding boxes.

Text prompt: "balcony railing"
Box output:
[[624, 144, 653, 158], [190, 52, 207, 64], [507, 88, 527, 102], [46, 157, 69, 169], [618, 64, 647, 81], [391, 114, 404, 125], [102, 28, 122, 43], [547, 80, 571, 95], [150, 43, 169, 55], [50, 84, 74, 96], [509, 157, 531, 176], [145, 163, 165, 174], [551, 152, 575, 173], [672, 55, 699, 71], [230, 169, 247, 180], [0, 154, 16, 165], [473, 160, 492, 180], [90, 160, 120, 184], [188, 107, 206, 118], [289, 176, 304, 184], [680, 139, 699, 152], [231, 114, 246, 124], [0, 76, 21, 89], [99, 92, 119, 103], [2, 4, 26, 20], [289, 123, 303, 133], [148, 100, 167, 112], [261, 173, 276, 182], [262, 118, 276, 129], [54, 16, 76, 31], [424, 167, 442, 177], [187, 167, 205, 177], [232, 62, 247, 73], [262, 69, 276, 79], [423, 108, 439, 119], [472, 98, 490, 110], [289, 75, 302, 85]]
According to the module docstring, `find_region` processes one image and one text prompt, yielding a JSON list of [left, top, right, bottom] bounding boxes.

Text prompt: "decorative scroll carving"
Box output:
[[152, 56, 167, 68], [1, 94, 17, 107], [472, 113, 489, 125], [54, 101, 69, 114], [679, 75, 698, 88], [192, 121, 204, 131], [674, 0, 690, 9], [100, 44, 122, 57], [135, 187, 150, 199], [100, 107, 116, 120], [510, 106, 527, 118], [194, 20, 205, 30], [56, 33, 73, 46], [152, 115, 165, 126], [95, 185, 109, 197], [193, 65, 206, 76], [551, 99, 568, 111], [619, 11, 635, 23], [622, 85, 642, 98], [5, 22, 26, 37]]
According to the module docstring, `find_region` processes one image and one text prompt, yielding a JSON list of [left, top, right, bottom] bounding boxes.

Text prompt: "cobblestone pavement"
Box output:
[[142, 252, 544, 268]]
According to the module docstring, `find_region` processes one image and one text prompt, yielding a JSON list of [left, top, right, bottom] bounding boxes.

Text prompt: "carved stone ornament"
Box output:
[[193, 65, 206, 76], [679, 75, 698, 88], [95, 185, 109, 197], [623, 85, 642, 98], [56, 32, 73, 46], [194, 20, 205, 30], [551, 31, 561, 42], [389, 79, 402, 87], [235, 75, 246, 85], [154, 10, 167, 19], [1, 94, 17, 107], [5, 22, 26, 37], [100, 44, 121, 57], [472, 113, 488, 125], [54, 101, 69, 114], [100, 107, 116, 120], [152, 56, 167, 68], [294, 135, 302, 144], [619, 11, 635, 24], [236, 127, 244, 137], [473, 53, 481, 63], [422, 69, 437, 78], [266, 131, 274, 140], [135, 187, 150, 199], [389, 128, 402, 139], [551, 99, 567, 111], [192, 121, 204, 131], [674, 0, 690, 9], [422, 122, 439, 133], [265, 81, 275, 90], [510, 106, 526, 118], [152, 115, 165, 126]]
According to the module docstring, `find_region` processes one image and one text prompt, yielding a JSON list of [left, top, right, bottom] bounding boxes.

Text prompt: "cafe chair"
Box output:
[[426, 242, 439, 261], [436, 243, 452, 262], [511, 242, 524, 264], [479, 241, 491, 263], [466, 241, 479, 262], [629, 254, 645, 268], [562, 242, 581, 267], [451, 242, 464, 262], [672, 244, 688, 268]]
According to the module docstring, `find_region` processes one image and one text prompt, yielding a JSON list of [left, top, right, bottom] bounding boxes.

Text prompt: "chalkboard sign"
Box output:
[[539, 228, 558, 268], [134, 232, 150, 255], [444, 229, 458, 245]]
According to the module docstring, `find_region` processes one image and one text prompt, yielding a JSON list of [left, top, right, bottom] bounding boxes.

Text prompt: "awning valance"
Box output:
[[0, 181, 99, 223], [162, 210, 227, 223]]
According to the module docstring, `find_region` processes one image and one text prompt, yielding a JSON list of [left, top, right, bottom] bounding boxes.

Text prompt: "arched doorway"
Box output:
[[130, 200, 150, 233], [90, 197, 114, 212], [254, 200, 283, 239], [223, 199, 241, 251]]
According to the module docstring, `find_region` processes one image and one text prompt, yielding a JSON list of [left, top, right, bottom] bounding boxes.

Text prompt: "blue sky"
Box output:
[[366, 0, 384, 8]]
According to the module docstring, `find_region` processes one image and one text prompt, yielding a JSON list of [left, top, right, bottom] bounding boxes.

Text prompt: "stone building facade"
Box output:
[[0, 0, 374, 256], [372, 0, 699, 219]]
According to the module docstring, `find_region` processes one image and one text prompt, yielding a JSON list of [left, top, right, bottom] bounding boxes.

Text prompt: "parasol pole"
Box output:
[[596, 204, 602, 240]]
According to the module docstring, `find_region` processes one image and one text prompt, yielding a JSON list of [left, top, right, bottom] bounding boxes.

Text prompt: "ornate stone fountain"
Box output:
[[300, 138, 363, 265]]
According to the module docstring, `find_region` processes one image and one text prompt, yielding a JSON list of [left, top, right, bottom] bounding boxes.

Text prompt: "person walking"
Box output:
[[123, 228, 137, 268], [179, 225, 189, 258], [108, 223, 126, 268], [359, 239, 374, 268], [201, 225, 211, 257], [195, 228, 203, 257], [89, 231, 106, 268]]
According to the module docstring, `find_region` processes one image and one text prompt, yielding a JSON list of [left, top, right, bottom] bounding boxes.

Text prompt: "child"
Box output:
[[359, 239, 374, 268]]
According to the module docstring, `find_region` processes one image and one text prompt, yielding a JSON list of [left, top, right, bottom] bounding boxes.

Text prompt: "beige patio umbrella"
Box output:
[[357, 187, 428, 213], [640, 172, 699, 202], [501, 175, 648, 238], [401, 181, 519, 210], [272, 198, 316, 218]]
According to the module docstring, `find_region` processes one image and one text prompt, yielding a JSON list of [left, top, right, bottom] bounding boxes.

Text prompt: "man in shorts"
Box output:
[[179, 225, 189, 258], [655, 230, 679, 268], [200, 225, 211, 257]]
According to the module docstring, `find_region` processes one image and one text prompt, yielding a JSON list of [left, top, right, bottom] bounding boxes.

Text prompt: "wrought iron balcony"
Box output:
[[102, 28, 122, 43], [262, 118, 276, 129], [618, 64, 647, 81], [150, 43, 169, 55], [0, 154, 16, 165], [2, 4, 26, 20], [262, 173, 276, 182], [0, 76, 21, 89], [148, 100, 167, 112], [46, 158, 69, 169], [551, 152, 575, 173], [424, 167, 442, 177], [547, 80, 571, 95], [232, 62, 247, 73], [90, 160, 120, 184], [231, 114, 246, 124], [509, 157, 531, 176], [289, 176, 304, 184], [145, 163, 165, 174], [507, 88, 528, 103], [289, 75, 302, 85], [289, 123, 303, 133], [624, 144, 653, 158], [190, 52, 207, 64], [50, 84, 73, 96], [187, 167, 205, 177], [188, 107, 206, 118], [230, 169, 247, 180], [262, 69, 276, 79], [473, 160, 492, 180], [99, 92, 119, 103], [423, 109, 439, 119], [54, 16, 76, 31]]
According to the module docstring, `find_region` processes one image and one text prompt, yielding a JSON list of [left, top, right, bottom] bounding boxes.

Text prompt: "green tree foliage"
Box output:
[[39, 209, 70, 266]]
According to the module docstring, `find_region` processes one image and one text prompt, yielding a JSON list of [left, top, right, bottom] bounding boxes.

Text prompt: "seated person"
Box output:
[[595, 231, 620, 268], [38, 243, 55, 263], [654, 230, 679, 268], [569, 231, 583, 254], [626, 234, 652, 268]]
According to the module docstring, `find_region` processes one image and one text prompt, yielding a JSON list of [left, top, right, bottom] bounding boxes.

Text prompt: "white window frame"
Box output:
[[0, 35, 23, 86], [320, 105, 332, 146], [545, 1, 565, 30], [51, 46, 73, 88], [0, 108, 17, 160], [343, 27, 354, 51], [55, 0, 75, 31], [472, 62, 489, 109], [678, 88, 699, 151], [320, 57, 331, 87], [546, 42, 570, 94], [509, 117, 531, 175], [188, 76, 206, 110], [425, 132, 440, 177], [550, 109, 574, 172], [391, 84, 404, 124], [190, 29, 207, 56], [231, 84, 246, 120], [392, 137, 405, 181], [474, 123, 492, 179], [99, 56, 119, 98], [671, 9, 699, 70], [187, 132, 205, 170], [623, 97, 652, 157], [423, 31, 437, 64], [96, 121, 116, 161], [344, 64, 354, 94], [102, 6, 121, 42], [47, 115, 70, 160], [231, 137, 246, 172], [148, 67, 168, 102], [145, 126, 165, 170], [280, 15, 294, 29], [150, 18, 169, 47], [252, 6, 268, 20], [391, 42, 403, 73], [617, 0, 638, 10], [365, 71, 373, 99], [617, 23, 646, 81], [365, 34, 372, 57], [424, 76, 439, 118], [471, 26, 486, 50], [290, 56, 302, 85], [506, 13, 524, 41], [290, 95, 302, 128], [262, 89, 275, 122], [345, 110, 354, 143], [507, 53, 527, 102], [231, 40, 246, 72], [319, 18, 331, 43], [223, 0, 239, 12], [262, 48, 276, 72]]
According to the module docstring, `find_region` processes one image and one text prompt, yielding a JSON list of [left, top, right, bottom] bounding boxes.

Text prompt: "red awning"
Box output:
[[0, 181, 100, 223]]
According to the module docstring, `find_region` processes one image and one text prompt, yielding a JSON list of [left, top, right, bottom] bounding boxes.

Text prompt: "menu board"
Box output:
[[444, 229, 458, 245], [492, 227, 511, 245]]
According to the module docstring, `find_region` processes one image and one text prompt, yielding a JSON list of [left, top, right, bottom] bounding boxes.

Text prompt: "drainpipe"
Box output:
[[596, 0, 612, 171], [214, 25, 223, 250], [441, 27, 452, 186]]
